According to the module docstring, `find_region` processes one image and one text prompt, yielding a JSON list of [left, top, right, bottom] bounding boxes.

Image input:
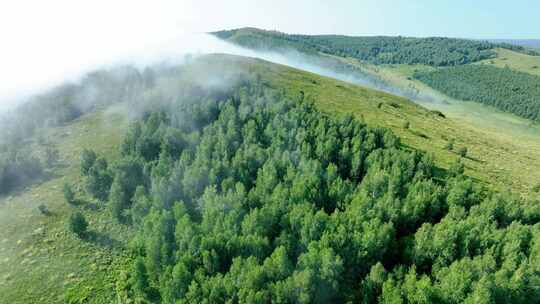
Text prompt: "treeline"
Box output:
[[213, 28, 538, 66], [76, 80, 539, 303], [414, 65, 540, 121]]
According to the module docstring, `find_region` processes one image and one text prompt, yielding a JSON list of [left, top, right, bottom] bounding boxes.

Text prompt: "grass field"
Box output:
[[478, 48, 540, 75], [0, 106, 131, 303], [1, 54, 539, 302]]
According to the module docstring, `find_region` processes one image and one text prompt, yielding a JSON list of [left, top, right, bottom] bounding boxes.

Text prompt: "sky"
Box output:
[[0, 0, 537, 111], [178, 0, 540, 39]]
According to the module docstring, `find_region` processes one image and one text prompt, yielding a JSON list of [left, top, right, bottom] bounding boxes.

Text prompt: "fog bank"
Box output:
[[0, 0, 421, 113]]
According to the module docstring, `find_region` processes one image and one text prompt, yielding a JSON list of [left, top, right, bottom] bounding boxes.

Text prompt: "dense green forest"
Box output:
[[414, 65, 540, 121], [73, 76, 540, 303], [214, 28, 539, 66]]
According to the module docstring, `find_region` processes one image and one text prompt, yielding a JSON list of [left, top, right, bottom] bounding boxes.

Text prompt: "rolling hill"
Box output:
[[1, 54, 540, 303], [479, 48, 540, 76], [414, 64, 540, 121], [213, 28, 539, 66], [212, 29, 540, 192], [213, 27, 540, 122], [0, 107, 130, 303]]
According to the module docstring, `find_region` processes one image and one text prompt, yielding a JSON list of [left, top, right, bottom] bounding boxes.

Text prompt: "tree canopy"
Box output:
[[79, 78, 540, 303]]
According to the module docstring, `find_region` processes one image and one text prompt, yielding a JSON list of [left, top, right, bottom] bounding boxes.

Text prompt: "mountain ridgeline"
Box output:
[[66, 65, 540, 303], [213, 28, 539, 66]]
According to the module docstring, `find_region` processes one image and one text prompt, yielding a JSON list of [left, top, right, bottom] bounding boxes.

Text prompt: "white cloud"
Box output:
[[0, 0, 201, 110], [0, 0, 347, 112], [0, 0, 459, 112]]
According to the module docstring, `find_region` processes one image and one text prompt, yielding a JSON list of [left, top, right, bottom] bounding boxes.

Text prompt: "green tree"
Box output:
[[80, 148, 97, 176], [130, 257, 151, 302], [130, 186, 152, 226], [63, 183, 76, 205], [37, 204, 50, 215], [109, 157, 145, 221], [360, 263, 387, 304], [109, 175, 129, 221], [85, 158, 113, 201], [448, 159, 465, 177], [458, 146, 468, 157], [69, 212, 88, 237], [445, 139, 454, 151], [295, 242, 344, 304]]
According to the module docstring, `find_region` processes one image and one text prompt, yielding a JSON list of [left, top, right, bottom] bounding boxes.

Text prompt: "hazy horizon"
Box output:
[[1, 0, 538, 112]]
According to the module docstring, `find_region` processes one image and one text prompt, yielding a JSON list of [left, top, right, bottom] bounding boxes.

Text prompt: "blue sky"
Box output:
[[185, 0, 539, 39]]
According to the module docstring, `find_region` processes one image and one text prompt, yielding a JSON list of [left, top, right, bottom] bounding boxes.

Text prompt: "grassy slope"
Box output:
[[316, 55, 540, 194], [242, 56, 540, 194], [1, 54, 539, 303], [478, 48, 540, 75], [0, 106, 131, 303], [215, 30, 540, 192]]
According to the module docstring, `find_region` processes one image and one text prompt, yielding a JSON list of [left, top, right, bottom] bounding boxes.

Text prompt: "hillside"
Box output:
[[414, 64, 540, 121], [1, 54, 539, 303], [213, 28, 539, 66], [480, 48, 540, 76], [235, 56, 540, 194], [104, 62, 540, 303], [214, 28, 540, 132], [0, 107, 130, 303]]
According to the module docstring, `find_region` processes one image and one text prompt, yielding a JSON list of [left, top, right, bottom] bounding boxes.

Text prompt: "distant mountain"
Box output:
[[213, 28, 539, 66]]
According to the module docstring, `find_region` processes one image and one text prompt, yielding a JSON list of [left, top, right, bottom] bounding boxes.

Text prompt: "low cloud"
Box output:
[[0, 0, 423, 113]]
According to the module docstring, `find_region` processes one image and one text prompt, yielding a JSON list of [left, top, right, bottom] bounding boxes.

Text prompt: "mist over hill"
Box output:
[[2, 9, 540, 302], [213, 27, 540, 66]]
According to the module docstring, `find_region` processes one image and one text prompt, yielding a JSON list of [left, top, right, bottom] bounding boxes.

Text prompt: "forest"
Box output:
[[213, 28, 539, 66], [414, 65, 540, 121], [73, 76, 540, 303]]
